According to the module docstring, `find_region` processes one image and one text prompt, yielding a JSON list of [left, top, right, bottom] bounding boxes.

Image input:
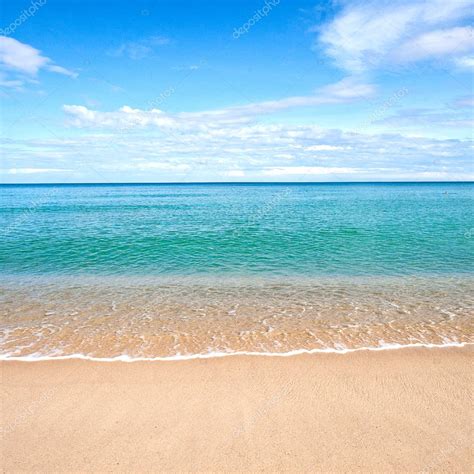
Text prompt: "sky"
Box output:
[[0, 0, 473, 183]]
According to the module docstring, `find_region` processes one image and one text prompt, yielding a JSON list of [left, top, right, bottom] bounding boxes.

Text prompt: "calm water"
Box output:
[[1, 182, 473, 277], [1, 183, 473, 358]]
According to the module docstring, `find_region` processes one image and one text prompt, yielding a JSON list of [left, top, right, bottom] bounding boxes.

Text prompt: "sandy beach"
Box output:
[[1, 346, 472, 472]]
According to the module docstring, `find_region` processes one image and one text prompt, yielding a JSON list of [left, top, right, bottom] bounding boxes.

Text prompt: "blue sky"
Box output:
[[0, 0, 473, 183]]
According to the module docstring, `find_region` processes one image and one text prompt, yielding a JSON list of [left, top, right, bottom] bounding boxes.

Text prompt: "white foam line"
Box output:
[[0, 342, 472, 362]]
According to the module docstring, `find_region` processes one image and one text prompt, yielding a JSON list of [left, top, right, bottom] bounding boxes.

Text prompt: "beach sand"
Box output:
[[1, 347, 472, 472]]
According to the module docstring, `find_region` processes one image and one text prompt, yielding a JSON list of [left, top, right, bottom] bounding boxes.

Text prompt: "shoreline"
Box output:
[[1, 340, 472, 362], [3, 274, 472, 359], [2, 346, 472, 472]]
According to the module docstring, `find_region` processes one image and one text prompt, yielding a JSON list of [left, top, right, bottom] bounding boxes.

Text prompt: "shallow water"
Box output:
[[1, 183, 473, 359]]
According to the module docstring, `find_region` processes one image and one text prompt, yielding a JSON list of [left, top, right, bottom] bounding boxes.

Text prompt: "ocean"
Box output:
[[1, 182, 473, 359]]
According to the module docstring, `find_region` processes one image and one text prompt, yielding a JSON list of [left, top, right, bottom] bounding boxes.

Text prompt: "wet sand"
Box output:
[[1, 347, 472, 472]]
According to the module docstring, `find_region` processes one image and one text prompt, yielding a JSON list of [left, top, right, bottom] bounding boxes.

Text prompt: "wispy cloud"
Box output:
[[394, 26, 474, 63], [375, 107, 474, 129], [108, 35, 170, 60], [452, 95, 474, 108], [317, 0, 474, 72], [0, 36, 77, 89], [0, 71, 23, 88], [63, 77, 376, 130], [172, 64, 202, 71]]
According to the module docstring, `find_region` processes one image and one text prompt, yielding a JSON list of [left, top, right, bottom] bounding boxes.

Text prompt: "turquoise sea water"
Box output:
[[1, 183, 473, 359], [1, 183, 473, 277]]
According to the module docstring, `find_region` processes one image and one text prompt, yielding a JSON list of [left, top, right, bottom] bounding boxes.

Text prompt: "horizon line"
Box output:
[[0, 181, 473, 186]]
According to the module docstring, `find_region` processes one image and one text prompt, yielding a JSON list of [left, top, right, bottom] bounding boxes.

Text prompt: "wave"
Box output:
[[1, 341, 471, 362]]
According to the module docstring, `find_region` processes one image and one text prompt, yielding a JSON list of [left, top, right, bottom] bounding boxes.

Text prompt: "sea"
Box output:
[[1, 182, 472, 359]]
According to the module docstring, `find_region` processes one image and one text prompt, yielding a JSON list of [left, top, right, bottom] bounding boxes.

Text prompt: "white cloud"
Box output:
[[455, 55, 474, 68], [4, 168, 70, 174], [0, 36, 48, 75], [305, 145, 349, 151], [0, 36, 77, 87], [47, 64, 78, 78], [127, 162, 191, 172], [224, 170, 246, 177], [177, 77, 375, 122], [395, 26, 474, 62], [318, 0, 474, 72], [63, 77, 375, 130], [3, 123, 472, 182], [262, 166, 359, 176]]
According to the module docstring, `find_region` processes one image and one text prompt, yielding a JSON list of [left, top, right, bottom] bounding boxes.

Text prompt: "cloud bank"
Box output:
[[3, 121, 472, 182]]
